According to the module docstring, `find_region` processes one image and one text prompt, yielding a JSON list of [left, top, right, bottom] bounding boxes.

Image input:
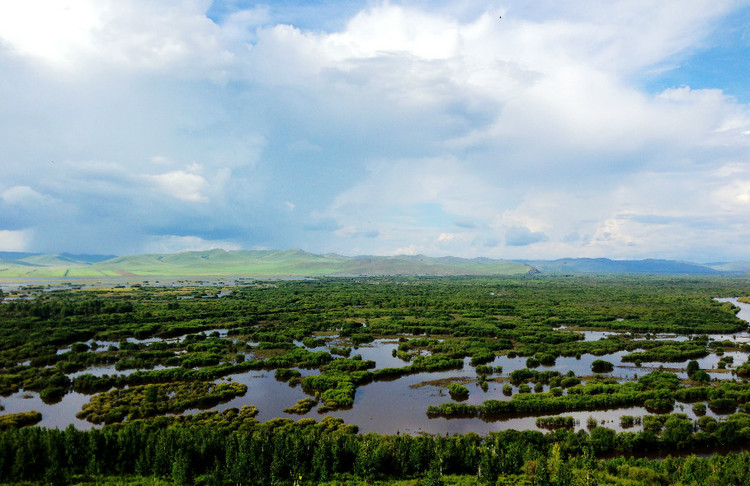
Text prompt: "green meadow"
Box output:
[[0, 249, 532, 278]]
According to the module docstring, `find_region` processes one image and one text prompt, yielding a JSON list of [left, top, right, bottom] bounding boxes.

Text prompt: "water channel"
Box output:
[[2, 297, 749, 435]]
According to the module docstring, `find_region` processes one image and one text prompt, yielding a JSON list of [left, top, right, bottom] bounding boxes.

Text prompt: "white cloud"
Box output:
[[219, 5, 270, 42], [146, 168, 208, 202], [0, 229, 32, 251], [712, 165, 750, 208], [2, 186, 57, 207], [143, 234, 241, 254], [392, 243, 419, 256], [505, 226, 549, 247], [328, 157, 503, 223], [336, 5, 460, 60], [0, 0, 234, 76], [0, 0, 101, 66], [0, 1, 748, 260]]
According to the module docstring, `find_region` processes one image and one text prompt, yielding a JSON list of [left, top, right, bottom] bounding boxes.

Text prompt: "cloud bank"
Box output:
[[0, 0, 748, 261]]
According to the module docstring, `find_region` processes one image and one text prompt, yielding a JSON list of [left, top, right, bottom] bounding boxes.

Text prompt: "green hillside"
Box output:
[[0, 252, 120, 278], [706, 261, 750, 273], [338, 254, 530, 276], [0, 249, 532, 277], [5, 250, 740, 278], [523, 258, 722, 275]]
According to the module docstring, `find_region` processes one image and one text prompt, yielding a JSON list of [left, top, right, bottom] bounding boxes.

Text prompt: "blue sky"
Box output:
[[0, 0, 748, 261]]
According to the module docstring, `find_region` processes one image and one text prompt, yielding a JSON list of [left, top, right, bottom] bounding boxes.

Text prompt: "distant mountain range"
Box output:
[[518, 258, 748, 275], [0, 250, 748, 278]]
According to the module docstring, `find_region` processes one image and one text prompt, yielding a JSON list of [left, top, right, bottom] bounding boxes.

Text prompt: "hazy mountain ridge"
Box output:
[[0, 250, 748, 278], [0, 250, 531, 277], [520, 258, 741, 275]]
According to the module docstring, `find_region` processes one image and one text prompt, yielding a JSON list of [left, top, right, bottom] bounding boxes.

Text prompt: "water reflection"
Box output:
[[0, 390, 94, 430], [3, 297, 749, 435], [56, 329, 232, 355]]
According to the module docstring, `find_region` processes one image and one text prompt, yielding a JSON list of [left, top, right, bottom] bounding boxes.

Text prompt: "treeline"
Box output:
[[1, 297, 134, 319], [3, 414, 750, 485]]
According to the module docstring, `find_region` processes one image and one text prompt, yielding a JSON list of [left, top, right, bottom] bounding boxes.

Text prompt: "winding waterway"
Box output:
[[2, 297, 749, 435]]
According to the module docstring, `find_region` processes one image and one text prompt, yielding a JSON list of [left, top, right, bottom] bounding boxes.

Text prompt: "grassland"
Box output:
[[0, 249, 532, 278]]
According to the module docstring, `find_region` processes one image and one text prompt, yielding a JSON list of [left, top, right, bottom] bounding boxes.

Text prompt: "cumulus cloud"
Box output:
[[2, 186, 58, 207], [146, 166, 208, 202], [327, 157, 503, 223], [0, 1, 101, 66], [505, 226, 549, 247], [0, 229, 32, 251], [0, 1, 748, 260]]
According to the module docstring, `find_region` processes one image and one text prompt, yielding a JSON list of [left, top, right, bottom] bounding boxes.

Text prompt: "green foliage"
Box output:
[[448, 383, 470, 399], [474, 364, 497, 375], [275, 368, 302, 382], [4, 415, 750, 485], [0, 275, 746, 405], [637, 371, 681, 390], [2, 276, 750, 485], [619, 415, 639, 428], [590, 359, 614, 373], [623, 342, 709, 363], [284, 398, 317, 414], [429, 370, 718, 419], [76, 381, 247, 424], [0, 411, 42, 429], [692, 369, 711, 382], [687, 359, 700, 376], [536, 416, 576, 430], [708, 397, 737, 414]]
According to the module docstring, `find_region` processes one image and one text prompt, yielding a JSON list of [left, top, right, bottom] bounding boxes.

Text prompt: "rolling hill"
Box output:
[[1, 250, 747, 278], [521, 258, 730, 275], [0, 249, 532, 277]]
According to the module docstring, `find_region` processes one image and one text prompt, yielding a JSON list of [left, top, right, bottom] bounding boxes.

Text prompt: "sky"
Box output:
[[0, 0, 749, 262]]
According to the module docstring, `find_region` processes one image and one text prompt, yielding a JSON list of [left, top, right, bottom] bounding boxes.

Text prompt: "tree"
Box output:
[[692, 369, 710, 382], [548, 443, 572, 486], [687, 360, 700, 377], [591, 360, 614, 373], [662, 414, 693, 449], [171, 448, 192, 486]]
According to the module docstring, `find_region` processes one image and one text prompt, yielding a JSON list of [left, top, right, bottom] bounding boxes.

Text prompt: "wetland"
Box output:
[[2, 275, 750, 484]]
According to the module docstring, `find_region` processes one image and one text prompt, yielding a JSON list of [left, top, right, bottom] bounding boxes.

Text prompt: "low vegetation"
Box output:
[[76, 381, 247, 424], [0, 275, 749, 484]]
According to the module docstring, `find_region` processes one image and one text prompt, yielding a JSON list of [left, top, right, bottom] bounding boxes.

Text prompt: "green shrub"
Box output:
[[448, 382, 470, 399], [591, 359, 614, 373]]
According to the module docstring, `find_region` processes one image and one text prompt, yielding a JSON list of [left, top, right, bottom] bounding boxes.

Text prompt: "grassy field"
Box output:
[[0, 249, 532, 277]]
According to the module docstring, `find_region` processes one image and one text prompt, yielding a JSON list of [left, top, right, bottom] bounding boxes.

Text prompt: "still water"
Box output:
[[2, 298, 748, 435]]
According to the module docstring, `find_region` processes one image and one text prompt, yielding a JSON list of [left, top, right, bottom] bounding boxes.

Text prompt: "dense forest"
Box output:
[[0, 275, 749, 484]]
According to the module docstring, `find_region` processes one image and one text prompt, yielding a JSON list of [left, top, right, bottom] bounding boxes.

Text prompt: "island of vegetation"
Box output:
[[0, 274, 749, 484]]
